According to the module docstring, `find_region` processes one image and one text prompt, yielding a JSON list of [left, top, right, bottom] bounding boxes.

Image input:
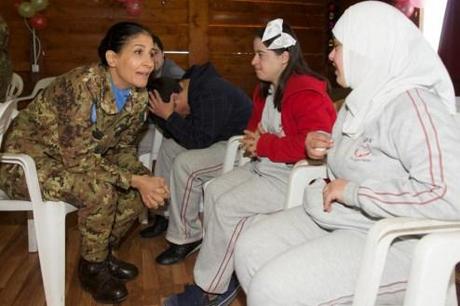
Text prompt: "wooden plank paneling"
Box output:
[[208, 27, 325, 53], [210, 53, 257, 95], [188, 0, 209, 65], [208, 0, 329, 94], [1, 0, 330, 96], [209, 0, 325, 26], [1, 0, 190, 77]]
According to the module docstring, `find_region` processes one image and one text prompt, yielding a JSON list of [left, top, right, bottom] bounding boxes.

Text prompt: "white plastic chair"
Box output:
[[138, 125, 164, 224], [5, 72, 24, 100], [221, 135, 325, 210], [284, 160, 327, 209], [221, 135, 251, 174], [353, 218, 460, 306], [197, 135, 251, 218], [138, 124, 164, 172], [0, 99, 17, 146], [282, 161, 460, 306], [0, 98, 77, 306], [15, 76, 56, 102]]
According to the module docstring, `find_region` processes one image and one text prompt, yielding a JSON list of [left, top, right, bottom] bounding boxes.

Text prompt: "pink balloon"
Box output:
[[126, 2, 142, 16]]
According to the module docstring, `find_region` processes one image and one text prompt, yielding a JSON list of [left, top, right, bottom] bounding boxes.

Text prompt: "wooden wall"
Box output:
[[1, 0, 330, 96], [207, 0, 328, 94]]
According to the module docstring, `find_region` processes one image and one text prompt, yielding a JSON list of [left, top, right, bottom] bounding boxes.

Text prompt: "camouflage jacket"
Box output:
[[2, 63, 149, 189], [0, 14, 12, 100]]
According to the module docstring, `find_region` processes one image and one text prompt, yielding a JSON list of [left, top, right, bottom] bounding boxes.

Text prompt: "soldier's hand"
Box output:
[[144, 189, 169, 209], [149, 90, 174, 120], [131, 175, 170, 209]]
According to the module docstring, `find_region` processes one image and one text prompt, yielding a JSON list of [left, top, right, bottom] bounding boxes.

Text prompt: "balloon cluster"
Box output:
[[115, 0, 144, 17], [15, 0, 49, 30], [394, 0, 423, 18]]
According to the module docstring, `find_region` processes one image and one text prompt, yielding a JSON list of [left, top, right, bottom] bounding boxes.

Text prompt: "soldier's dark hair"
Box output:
[[255, 21, 328, 111], [152, 34, 164, 52], [98, 21, 153, 67], [147, 77, 182, 102]]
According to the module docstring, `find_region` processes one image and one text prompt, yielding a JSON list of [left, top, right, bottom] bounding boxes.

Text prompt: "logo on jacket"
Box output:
[[353, 137, 372, 160]]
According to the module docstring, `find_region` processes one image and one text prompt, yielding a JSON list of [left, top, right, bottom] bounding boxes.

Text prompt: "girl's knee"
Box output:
[[203, 179, 227, 210], [204, 177, 223, 197], [247, 257, 310, 306], [247, 269, 283, 306]]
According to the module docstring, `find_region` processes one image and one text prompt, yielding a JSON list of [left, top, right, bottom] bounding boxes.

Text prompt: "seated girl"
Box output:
[[234, 2, 460, 305]]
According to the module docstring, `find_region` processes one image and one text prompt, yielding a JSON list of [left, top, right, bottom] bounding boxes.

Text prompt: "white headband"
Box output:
[[262, 18, 297, 50]]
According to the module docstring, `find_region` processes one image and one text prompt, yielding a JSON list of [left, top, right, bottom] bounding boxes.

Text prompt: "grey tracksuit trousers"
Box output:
[[194, 159, 292, 294], [155, 138, 227, 244]]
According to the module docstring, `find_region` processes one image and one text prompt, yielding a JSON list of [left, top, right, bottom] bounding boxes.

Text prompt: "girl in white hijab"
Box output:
[[234, 2, 460, 305]]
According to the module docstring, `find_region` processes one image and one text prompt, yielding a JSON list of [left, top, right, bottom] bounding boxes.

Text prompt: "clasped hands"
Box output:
[[131, 175, 170, 209], [240, 123, 265, 158]]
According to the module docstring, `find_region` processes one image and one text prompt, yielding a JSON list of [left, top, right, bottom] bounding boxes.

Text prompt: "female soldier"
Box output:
[[0, 22, 169, 304], [234, 2, 460, 305], [164, 18, 336, 306]]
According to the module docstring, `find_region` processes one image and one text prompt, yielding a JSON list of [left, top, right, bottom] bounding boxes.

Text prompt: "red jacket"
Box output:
[[247, 74, 336, 163]]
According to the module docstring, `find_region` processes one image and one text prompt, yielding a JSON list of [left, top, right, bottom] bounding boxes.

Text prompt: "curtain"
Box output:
[[438, 0, 460, 95]]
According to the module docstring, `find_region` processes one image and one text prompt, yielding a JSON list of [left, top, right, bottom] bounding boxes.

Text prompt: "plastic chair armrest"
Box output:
[[353, 217, 460, 306], [222, 135, 244, 174], [284, 161, 327, 209]]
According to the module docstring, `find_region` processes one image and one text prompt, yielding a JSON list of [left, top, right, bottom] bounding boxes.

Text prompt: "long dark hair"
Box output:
[[98, 21, 153, 67], [256, 21, 327, 111]]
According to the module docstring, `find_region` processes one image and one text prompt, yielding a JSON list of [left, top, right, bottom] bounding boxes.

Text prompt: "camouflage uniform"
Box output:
[[0, 15, 12, 101], [0, 63, 150, 261]]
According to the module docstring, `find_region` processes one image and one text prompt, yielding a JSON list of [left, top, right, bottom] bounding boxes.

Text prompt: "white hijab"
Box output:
[[332, 1, 455, 138]]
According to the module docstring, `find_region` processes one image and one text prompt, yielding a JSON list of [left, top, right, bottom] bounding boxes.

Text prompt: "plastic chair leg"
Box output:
[[27, 211, 38, 252], [445, 272, 458, 306], [34, 204, 69, 306], [404, 231, 460, 306]]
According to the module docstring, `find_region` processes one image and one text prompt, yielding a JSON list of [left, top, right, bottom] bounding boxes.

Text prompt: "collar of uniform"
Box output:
[[99, 68, 134, 115], [90, 65, 149, 115]]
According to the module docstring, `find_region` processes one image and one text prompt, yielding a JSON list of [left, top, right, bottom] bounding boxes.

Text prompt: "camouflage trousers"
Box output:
[[0, 160, 144, 262], [0, 52, 12, 101]]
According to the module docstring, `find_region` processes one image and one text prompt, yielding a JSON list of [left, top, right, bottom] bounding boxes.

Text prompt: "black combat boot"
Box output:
[[107, 253, 139, 281], [78, 257, 128, 304]]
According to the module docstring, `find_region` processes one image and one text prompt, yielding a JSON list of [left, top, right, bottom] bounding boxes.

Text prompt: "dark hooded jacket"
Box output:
[[156, 62, 252, 149]]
